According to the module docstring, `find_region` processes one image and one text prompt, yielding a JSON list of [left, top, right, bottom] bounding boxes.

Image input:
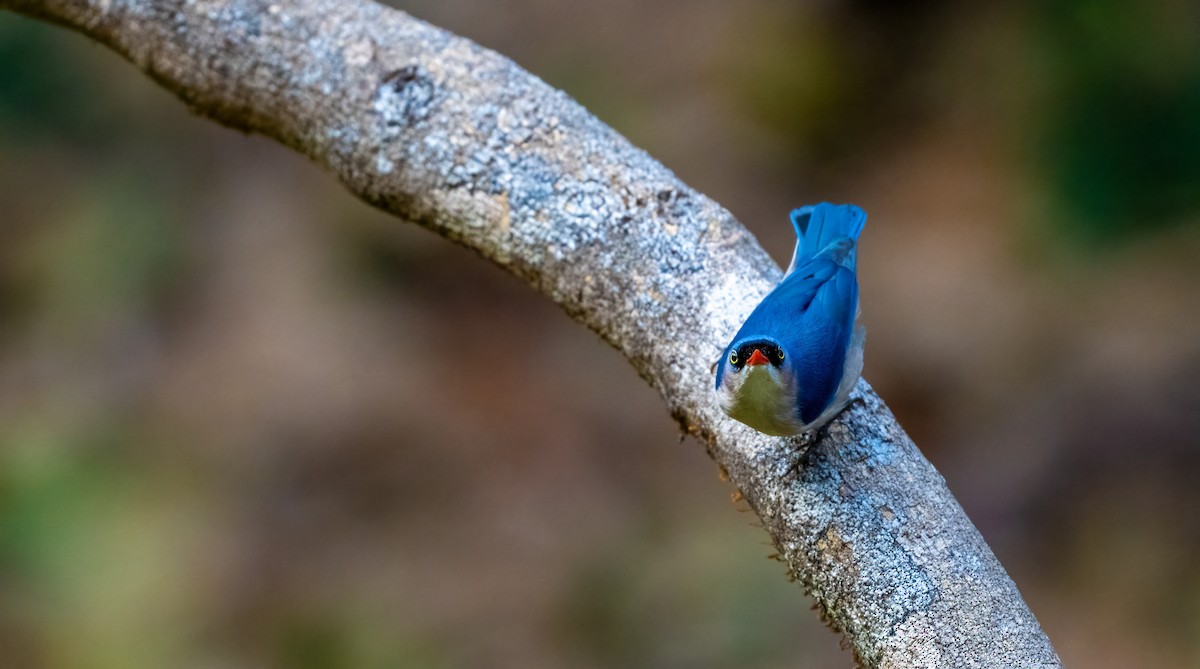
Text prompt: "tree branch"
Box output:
[[1, 0, 1061, 665]]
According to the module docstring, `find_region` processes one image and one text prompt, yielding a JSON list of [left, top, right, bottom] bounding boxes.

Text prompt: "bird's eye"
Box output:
[[729, 351, 739, 365], [777, 349, 785, 361]]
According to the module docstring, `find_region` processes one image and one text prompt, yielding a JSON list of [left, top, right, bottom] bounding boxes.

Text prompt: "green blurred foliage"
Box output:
[[0, 420, 187, 669], [725, 9, 852, 160], [723, 2, 949, 167], [555, 521, 816, 668], [1, 17, 199, 668], [0, 20, 109, 144], [273, 610, 453, 669], [1035, 0, 1200, 245], [11, 174, 186, 336]]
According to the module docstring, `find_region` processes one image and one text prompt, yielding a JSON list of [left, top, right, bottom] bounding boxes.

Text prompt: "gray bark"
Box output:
[[1, 0, 1062, 666]]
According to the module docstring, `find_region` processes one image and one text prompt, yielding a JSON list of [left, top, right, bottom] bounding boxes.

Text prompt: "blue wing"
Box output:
[[785, 262, 858, 424]]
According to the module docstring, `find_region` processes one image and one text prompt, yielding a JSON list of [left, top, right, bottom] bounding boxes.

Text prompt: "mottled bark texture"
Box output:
[[2, 0, 1061, 666]]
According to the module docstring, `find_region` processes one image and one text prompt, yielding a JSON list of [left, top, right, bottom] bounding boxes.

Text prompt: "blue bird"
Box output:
[[715, 203, 866, 436]]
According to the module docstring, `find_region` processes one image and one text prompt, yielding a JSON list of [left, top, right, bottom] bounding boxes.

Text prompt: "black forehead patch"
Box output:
[[733, 339, 785, 368]]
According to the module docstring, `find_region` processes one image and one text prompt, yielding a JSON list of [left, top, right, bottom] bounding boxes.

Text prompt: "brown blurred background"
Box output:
[[2, 1, 1199, 667]]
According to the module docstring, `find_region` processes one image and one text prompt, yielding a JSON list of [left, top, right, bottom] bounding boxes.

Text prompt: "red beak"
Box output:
[[746, 349, 770, 366]]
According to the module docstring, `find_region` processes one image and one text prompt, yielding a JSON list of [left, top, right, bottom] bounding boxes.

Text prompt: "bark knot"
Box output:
[[375, 64, 436, 126]]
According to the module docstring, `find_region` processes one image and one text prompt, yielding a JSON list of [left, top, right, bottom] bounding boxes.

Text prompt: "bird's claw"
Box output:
[[783, 430, 819, 480]]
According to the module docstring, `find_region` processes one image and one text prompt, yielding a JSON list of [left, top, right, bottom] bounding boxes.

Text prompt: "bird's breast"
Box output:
[[722, 366, 804, 436]]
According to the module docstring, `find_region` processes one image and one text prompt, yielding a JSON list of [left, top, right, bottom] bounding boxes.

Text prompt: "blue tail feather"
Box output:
[[786, 203, 866, 274]]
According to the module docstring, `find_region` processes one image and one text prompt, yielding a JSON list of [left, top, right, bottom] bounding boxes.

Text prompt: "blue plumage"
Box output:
[[715, 203, 866, 436]]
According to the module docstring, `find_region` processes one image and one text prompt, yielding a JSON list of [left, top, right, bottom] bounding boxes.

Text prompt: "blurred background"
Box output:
[[1, 0, 1198, 667]]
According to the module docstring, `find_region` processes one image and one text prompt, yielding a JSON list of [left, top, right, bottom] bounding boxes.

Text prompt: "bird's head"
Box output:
[[714, 336, 803, 434], [715, 337, 788, 394]]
